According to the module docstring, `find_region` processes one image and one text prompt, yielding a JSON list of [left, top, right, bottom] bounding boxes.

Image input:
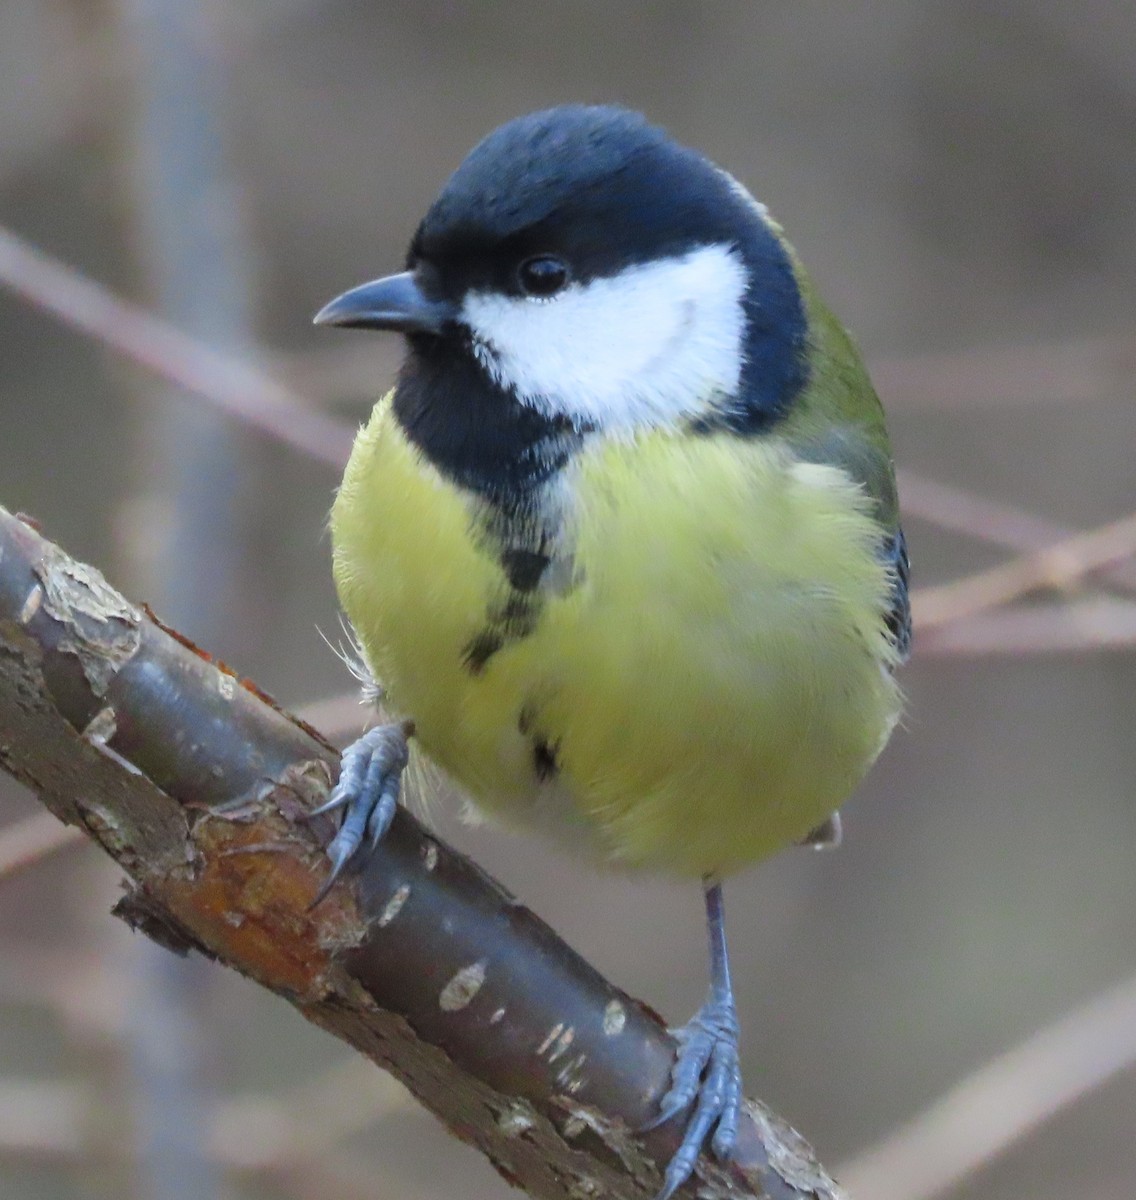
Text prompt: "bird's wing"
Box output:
[[781, 415, 910, 664], [883, 525, 912, 663]]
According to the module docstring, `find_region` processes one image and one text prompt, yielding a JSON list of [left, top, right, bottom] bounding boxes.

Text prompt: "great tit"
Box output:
[[313, 104, 910, 1199]]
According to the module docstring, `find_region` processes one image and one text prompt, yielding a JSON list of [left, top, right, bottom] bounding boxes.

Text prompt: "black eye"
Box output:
[[517, 255, 569, 298]]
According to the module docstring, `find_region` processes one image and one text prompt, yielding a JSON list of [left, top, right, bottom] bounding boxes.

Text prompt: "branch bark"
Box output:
[[0, 504, 844, 1200]]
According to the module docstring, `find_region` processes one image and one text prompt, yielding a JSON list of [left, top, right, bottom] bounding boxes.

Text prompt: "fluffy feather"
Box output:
[[331, 398, 902, 877]]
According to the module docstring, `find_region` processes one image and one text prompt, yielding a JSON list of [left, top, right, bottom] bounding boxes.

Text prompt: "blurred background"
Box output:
[[1, 3, 1134, 1199]]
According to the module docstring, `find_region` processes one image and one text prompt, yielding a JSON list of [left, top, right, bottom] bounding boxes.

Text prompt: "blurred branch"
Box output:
[[913, 509, 1136, 632], [871, 331, 1136, 411], [5, 220, 1136, 610], [0, 963, 418, 1194], [270, 342, 404, 406], [896, 471, 1136, 594], [211, 1058, 413, 1171], [0, 505, 841, 1200], [0, 224, 352, 466], [0, 941, 122, 1017], [0, 1064, 406, 1166], [0, 810, 86, 880], [913, 597, 1136, 658], [114, 0, 274, 1188], [838, 972, 1136, 1200], [0, 1061, 412, 1200]]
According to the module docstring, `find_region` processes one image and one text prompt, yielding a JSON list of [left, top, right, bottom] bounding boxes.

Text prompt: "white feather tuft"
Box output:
[[317, 616, 384, 706]]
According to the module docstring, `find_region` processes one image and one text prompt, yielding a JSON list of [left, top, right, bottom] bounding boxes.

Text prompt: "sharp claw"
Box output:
[[307, 838, 353, 910], [366, 778, 399, 853], [648, 992, 743, 1199], [656, 1136, 701, 1200], [305, 789, 350, 819], [640, 1097, 691, 1133], [643, 1071, 702, 1129], [306, 722, 410, 909], [654, 1165, 687, 1200], [642, 1025, 712, 1135]]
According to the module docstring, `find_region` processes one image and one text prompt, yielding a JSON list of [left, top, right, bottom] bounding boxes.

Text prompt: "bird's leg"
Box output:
[[648, 878, 744, 1200], [306, 721, 411, 907]]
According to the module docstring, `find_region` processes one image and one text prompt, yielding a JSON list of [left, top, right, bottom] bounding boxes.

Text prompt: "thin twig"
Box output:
[[913, 510, 1136, 631], [0, 224, 353, 467], [838, 973, 1136, 1200], [4, 222, 1133, 602], [897, 471, 1136, 594], [913, 597, 1136, 657]]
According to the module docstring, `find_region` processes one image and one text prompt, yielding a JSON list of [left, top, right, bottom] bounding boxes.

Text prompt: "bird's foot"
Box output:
[[646, 993, 743, 1200], [306, 722, 410, 907]]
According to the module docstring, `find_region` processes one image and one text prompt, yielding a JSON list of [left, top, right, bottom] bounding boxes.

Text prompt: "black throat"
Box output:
[[392, 334, 585, 510], [393, 336, 582, 680]]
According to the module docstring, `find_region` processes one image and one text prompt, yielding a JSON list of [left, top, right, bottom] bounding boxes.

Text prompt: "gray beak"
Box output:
[[313, 271, 456, 334]]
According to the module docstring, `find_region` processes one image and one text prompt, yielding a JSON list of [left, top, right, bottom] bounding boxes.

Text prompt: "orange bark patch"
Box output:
[[158, 800, 359, 998]]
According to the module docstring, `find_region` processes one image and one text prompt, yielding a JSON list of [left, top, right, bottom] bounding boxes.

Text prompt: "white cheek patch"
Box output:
[[461, 243, 747, 432]]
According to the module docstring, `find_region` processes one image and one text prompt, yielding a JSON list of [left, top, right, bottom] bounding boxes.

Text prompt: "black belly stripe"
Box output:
[[532, 738, 559, 781], [500, 547, 550, 592], [462, 583, 545, 675], [463, 630, 505, 674], [518, 706, 559, 781], [461, 524, 555, 675]]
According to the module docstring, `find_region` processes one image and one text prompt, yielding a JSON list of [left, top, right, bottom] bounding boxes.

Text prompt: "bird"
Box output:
[[311, 104, 910, 1199]]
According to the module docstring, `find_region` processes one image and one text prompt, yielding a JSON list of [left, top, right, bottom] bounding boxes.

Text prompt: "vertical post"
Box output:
[[114, 1, 261, 1197]]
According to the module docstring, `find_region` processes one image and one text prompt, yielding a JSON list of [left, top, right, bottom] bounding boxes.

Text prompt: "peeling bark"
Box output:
[[0, 505, 846, 1200]]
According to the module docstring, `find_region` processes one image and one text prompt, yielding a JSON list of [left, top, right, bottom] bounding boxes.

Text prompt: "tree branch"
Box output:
[[0, 504, 843, 1200]]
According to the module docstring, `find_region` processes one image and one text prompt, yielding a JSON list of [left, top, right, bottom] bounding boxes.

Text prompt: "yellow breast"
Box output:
[[331, 394, 901, 877]]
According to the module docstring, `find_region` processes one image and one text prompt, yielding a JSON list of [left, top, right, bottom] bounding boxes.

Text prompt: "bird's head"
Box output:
[[316, 105, 808, 443]]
